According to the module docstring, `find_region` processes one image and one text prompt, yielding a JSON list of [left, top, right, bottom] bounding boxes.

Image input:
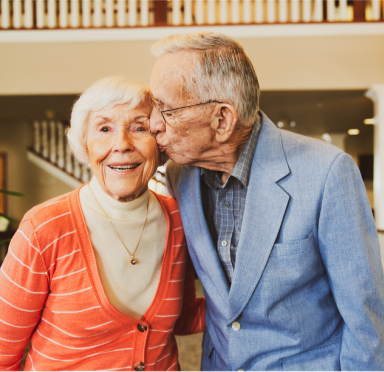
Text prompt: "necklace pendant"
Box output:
[[131, 258, 137, 265]]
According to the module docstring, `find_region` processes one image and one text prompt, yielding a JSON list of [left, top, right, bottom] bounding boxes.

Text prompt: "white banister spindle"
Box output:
[[1, 0, 10, 29], [82, 0, 91, 27], [313, 0, 323, 21], [327, 0, 335, 21], [57, 122, 65, 168], [172, 0, 181, 25], [106, 0, 114, 26], [231, 0, 240, 23], [117, 0, 126, 26], [196, 0, 204, 24], [81, 164, 90, 183], [220, 0, 227, 24], [65, 143, 73, 174], [279, 0, 287, 22], [70, 0, 80, 27], [208, 0, 215, 24], [36, 0, 45, 28], [13, 0, 22, 28], [184, 0, 193, 25], [303, 0, 311, 22], [243, 0, 251, 23], [267, 0, 275, 23], [339, 0, 347, 20], [33, 121, 41, 154], [73, 157, 82, 179], [291, 0, 299, 22], [255, 0, 263, 23], [48, 0, 57, 28], [94, 0, 103, 27], [59, 0, 68, 28], [140, 0, 148, 26], [371, 0, 380, 20], [50, 121, 57, 164], [24, 0, 33, 28], [129, 0, 136, 26], [41, 121, 49, 159]]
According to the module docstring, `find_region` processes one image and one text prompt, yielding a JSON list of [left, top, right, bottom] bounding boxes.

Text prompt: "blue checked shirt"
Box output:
[[201, 120, 261, 284]]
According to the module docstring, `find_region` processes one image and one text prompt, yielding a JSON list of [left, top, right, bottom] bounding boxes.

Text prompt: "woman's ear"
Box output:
[[210, 104, 238, 143]]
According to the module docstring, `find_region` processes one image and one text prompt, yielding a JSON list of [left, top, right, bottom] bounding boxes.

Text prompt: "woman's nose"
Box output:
[[150, 107, 166, 134], [112, 128, 135, 153]]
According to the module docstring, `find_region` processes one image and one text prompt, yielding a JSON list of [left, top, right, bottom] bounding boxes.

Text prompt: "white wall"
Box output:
[[1, 33, 384, 95], [0, 121, 73, 228]]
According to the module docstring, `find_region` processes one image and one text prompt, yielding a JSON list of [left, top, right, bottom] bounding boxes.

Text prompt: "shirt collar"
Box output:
[[201, 117, 261, 189]]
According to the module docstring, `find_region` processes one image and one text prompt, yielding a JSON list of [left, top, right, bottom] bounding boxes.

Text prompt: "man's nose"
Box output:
[[150, 107, 166, 134]]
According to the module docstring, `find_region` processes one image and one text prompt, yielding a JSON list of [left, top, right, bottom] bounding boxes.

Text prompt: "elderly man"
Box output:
[[149, 31, 384, 370]]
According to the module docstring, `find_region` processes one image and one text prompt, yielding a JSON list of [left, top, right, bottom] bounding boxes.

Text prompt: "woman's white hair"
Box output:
[[151, 31, 260, 127], [67, 76, 152, 164]]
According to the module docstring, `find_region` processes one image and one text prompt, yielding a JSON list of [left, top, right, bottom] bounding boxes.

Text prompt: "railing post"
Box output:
[[81, 164, 90, 182], [57, 122, 65, 169], [220, 0, 227, 24], [303, 0, 311, 22], [36, 0, 45, 28], [117, 0, 127, 26], [327, 0, 335, 21], [1, 0, 10, 29], [172, 0, 181, 25], [71, 0, 80, 27], [255, 0, 263, 23], [73, 157, 82, 179], [279, 0, 287, 23], [129, 0, 137, 26], [59, 0, 68, 28], [313, 0, 323, 22], [50, 121, 57, 164], [196, 0, 204, 24], [231, 0, 239, 23], [47, 0, 57, 28], [24, 0, 33, 28], [243, 0, 251, 23], [352, 0, 366, 22], [291, 0, 299, 22], [371, 0, 380, 21], [33, 121, 41, 154], [267, 0, 275, 23], [94, 0, 103, 27], [339, 0, 347, 21], [82, 0, 91, 27], [106, 0, 114, 27], [13, 0, 22, 28], [140, 0, 149, 26], [41, 121, 49, 159], [184, 0, 193, 25], [66, 143, 73, 174], [208, 0, 215, 24]]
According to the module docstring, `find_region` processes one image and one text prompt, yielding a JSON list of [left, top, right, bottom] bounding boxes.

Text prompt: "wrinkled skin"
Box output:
[[87, 102, 159, 202], [150, 52, 252, 183]]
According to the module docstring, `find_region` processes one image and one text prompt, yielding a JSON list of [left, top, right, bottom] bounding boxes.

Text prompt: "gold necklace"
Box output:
[[88, 183, 149, 265]]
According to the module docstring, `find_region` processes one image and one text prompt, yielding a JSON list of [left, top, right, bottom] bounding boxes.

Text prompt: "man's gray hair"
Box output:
[[151, 31, 260, 127]]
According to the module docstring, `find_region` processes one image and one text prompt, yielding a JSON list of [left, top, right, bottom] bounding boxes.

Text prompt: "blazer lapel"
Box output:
[[179, 166, 230, 299], [228, 115, 291, 323]]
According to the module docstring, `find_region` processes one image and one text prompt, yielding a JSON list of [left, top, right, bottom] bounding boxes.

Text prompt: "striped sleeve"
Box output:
[[173, 254, 205, 336], [0, 219, 49, 371]]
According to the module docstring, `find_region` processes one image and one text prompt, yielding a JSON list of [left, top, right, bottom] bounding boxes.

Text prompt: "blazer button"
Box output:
[[232, 321, 241, 331], [137, 323, 147, 332], [134, 362, 145, 371]]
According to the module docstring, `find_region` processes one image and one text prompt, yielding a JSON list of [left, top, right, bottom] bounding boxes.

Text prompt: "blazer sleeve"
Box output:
[[173, 254, 205, 336], [0, 219, 49, 371], [318, 152, 384, 370]]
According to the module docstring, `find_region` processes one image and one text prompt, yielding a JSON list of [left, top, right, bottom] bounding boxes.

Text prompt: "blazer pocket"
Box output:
[[282, 339, 342, 371], [271, 233, 315, 257], [201, 331, 216, 371]]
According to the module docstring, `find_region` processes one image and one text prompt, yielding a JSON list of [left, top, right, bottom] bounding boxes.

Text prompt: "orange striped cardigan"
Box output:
[[0, 186, 205, 371]]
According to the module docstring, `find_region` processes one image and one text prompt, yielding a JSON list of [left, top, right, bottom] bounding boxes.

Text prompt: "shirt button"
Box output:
[[134, 362, 145, 371], [221, 240, 228, 247], [224, 202, 230, 207], [137, 323, 147, 332], [232, 321, 241, 331]]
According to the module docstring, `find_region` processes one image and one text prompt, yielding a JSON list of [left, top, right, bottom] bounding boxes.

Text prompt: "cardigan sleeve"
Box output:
[[0, 219, 49, 371], [173, 254, 205, 336]]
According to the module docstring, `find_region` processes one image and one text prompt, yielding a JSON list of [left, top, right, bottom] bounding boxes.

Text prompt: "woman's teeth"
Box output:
[[108, 165, 139, 171]]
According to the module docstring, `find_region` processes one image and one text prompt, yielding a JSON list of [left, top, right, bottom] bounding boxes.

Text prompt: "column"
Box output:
[[207, 0, 215, 24], [106, 0, 115, 26], [59, 0, 68, 28], [366, 85, 384, 231], [129, 0, 137, 26], [267, 0, 275, 23], [196, 0, 204, 24], [82, 0, 91, 27], [1, 0, 10, 29], [24, 0, 33, 28], [172, 0, 181, 25], [184, 0, 192, 25], [117, 0, 127, 26], [278, 0, 287, 23], [13, 0, 22, 28], [231, 0, 239, 24], [140, 0, 149, 26], [291, 0, 299, 22], [70, 0, 80, 27], [36, 0, 45, 28], [48, 0, 57, 28], [220, 0, 227, 24], [303, 0, 311, 22], [255, 0, 263, 23], [243, 0, 251, 23]]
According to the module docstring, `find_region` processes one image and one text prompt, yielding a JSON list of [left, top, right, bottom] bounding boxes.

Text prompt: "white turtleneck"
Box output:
[[79, 177, 168, 320]]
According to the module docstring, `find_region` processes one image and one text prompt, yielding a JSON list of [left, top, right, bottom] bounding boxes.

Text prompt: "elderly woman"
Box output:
[[0, 77, 204, 371]]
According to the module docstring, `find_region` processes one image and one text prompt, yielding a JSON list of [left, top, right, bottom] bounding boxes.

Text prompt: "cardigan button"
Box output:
[[134, 362, 145, 371], [137, 323, 147, 332]]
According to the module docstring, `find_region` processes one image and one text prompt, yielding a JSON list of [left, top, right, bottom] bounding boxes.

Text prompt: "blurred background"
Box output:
[[1, 0, 384, 369]]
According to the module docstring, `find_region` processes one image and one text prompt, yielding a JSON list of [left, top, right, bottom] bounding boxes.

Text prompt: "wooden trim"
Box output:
[[352, 0, 366, 22], [378, 229, 384, 234], [153, 0, 168, 26], [0, 153, 6, 215]]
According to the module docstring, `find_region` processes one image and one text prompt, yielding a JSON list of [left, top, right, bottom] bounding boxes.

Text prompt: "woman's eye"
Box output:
[[100, 127, 110, 132]]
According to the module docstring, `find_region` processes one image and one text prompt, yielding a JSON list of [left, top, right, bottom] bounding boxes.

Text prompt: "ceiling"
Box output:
[[0, 89, 374, 137]]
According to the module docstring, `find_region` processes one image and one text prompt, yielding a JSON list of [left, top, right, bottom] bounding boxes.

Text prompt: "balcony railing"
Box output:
[[0, 0, 383, 30], [28, 120, 167, 195]]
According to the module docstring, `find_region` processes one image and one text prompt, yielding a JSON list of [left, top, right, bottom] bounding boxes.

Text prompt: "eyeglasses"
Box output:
[[155, 100, 223, 124]]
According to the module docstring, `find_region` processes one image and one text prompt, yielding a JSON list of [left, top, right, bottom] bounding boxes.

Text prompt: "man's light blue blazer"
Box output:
[[166, 112, 384, 371]]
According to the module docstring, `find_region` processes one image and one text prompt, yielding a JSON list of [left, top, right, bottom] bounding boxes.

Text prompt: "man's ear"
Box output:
[[211, 104, 238, 143]]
